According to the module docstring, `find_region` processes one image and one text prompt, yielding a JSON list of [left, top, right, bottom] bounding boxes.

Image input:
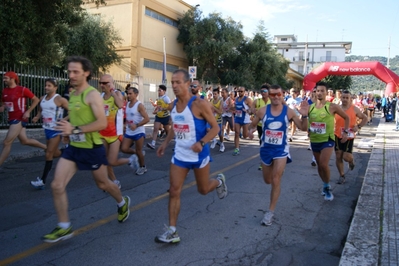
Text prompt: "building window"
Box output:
[[144, 59, 179, 73], [281, 38, 287, 41], [145, 7, 178, 27]]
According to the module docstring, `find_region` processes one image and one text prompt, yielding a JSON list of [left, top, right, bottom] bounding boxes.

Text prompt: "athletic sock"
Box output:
[[169, 226, 176, 232], [117, 198, 126, 208], [217, 179, 222, 187], [41, 160, 53, 184], [58, 222, 71, 229], [323, 182, 330, 188], [151, 140, 155, 145]]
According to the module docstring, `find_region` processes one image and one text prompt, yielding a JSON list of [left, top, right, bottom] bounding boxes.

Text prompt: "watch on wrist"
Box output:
[[72, 126, 82, 135], [357, 125, 362, 129], [199, 140, 206, 147], [343, 129, 349, 134]]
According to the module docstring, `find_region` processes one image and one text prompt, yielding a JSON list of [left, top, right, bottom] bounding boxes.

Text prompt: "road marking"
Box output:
[[0, 154, 259, 266]]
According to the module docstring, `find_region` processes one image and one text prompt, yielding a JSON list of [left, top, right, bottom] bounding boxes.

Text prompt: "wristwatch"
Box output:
[[199, 140, 206, 147], [343, 129, 349, 134], [72, 126, 82, 135], [357, 125, 362, 129]]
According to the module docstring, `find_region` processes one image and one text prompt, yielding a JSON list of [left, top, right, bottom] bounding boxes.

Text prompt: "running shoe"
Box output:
[[129, 154, 139, 170], [261, 211, 274, 226], [219, 143, 225, 153], [42, 226, 73, 243], [349, 162, 355, 171], [232, 148, 240, 156], [311, 161, 316, 167], [224, 134, 230, 141], [147, 142, 155, 149], [210, 139, 217, 149], [136, 166, 147, 175], [289, 137, 293, 142], [155, 225, 180, 243], [258, 164, 262, 171], [322, 186, 334, 201], [118, 196, 130, 223], [216, 173, 227, 199], [31, 177, 45, 190], [336, 176, 345, 185], [321, 185, 331, 196], [113, 180, 121, 189]]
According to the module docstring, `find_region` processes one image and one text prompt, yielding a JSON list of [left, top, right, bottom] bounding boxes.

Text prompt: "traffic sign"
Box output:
[[188, 66, 197, 79]]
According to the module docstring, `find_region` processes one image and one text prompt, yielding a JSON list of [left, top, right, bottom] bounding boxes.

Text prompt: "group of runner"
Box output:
[[0, 58, 368, 243]]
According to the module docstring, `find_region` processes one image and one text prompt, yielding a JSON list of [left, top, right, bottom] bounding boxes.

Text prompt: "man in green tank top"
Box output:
[[308, 82, 349, 201], [42, 56, 130, 243]]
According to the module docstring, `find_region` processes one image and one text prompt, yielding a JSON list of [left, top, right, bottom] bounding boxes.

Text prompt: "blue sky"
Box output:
[[184, 0, 399, 58]]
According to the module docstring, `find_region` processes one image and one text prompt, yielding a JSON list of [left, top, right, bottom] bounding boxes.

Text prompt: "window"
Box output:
[[281, 38, 288, 41], [144, 59, 179, 73], [145, 7, 178, 28]]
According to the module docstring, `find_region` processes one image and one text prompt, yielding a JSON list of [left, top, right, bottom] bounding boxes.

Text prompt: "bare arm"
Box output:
[[129, 103, 150, 131], [112, 90, 125, 109], [353, 106, 368, 132], [32, 96, 44, 123], [330, 103, 349, 142], [248, 107, 266, 139]]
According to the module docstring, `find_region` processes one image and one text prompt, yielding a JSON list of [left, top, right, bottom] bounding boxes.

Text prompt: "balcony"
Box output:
[[292, 56, 309, 64], [320, 56, 337, 62]]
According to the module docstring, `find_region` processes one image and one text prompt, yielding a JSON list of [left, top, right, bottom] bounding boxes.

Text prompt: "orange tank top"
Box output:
[[334, 105, 356, 139]]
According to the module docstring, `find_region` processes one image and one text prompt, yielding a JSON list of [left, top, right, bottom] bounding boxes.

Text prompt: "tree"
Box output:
[[64, 14, 122, 72], [321, 75, 352, 91], [0, 0, 110, 68]]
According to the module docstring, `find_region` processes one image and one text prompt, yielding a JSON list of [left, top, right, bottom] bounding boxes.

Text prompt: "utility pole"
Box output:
[[303, 35, 308, 75], [387, 36, 391, 68]]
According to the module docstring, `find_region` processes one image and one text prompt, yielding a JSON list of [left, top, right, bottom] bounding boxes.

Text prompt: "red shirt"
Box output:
[[2, 86, 35, 121]]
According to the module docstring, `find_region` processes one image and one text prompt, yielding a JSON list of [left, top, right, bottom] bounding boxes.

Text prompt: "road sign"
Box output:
[[188, 66, 197, 79]]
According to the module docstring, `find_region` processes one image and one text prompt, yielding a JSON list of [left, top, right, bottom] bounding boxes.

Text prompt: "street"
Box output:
[[0, 126, 375, 266]]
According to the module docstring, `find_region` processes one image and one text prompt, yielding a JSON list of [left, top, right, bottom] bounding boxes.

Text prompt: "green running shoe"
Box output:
[[118, 196, 131, 223], [42, 226, 73, 243]]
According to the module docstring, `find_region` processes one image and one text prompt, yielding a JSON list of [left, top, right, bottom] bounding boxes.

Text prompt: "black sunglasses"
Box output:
[[99, 82, 109, 85], [190, 84, 198, 88]]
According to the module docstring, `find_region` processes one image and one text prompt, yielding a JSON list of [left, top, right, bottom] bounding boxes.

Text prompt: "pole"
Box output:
[[162, 37, 167, 84], [303, 35, 308, 75], [387, 36, 391, 68]]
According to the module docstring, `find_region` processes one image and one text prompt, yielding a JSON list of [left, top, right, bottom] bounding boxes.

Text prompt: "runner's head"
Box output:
[[99, 74, 114, 93], [221, 88, 229, 99], [316, 82, 328, 101], [126, 86, 139, 101], [260, 84, 269, 99], [3, 71, 19, 86], [213, 87, 220, 99], [158, 84, 167, 97], [269, 84, 283, 106], [341, 90, 352, 107], [171, 69, 190, 97], [66, 56, 93, 87], [190, 80, 201, 95], [45, 78, 59, 95]]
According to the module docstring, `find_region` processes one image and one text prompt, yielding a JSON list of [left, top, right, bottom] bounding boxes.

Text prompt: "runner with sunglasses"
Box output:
[[249, 84, 309, 226], [233, 87, 253, 156]]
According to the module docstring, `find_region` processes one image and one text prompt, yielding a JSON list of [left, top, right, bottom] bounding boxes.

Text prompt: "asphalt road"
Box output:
[[0, 124, 376, 266]]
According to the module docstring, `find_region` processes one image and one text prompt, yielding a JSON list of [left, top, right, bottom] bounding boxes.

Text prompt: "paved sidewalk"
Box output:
[[340, 117, 399, 265]]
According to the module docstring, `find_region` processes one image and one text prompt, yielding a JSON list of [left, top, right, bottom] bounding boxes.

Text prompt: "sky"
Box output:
[[183, 0, 399, 58]]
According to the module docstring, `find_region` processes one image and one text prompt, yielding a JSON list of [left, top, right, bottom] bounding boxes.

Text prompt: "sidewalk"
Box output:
[[339, 117, 398, 265]]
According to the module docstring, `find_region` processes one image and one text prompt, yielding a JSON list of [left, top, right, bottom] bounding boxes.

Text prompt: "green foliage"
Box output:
[[0, 0, 120, 71], [64, 14, 122, 72], [321, 75, 353, 91], [177, 11, 290, 89]]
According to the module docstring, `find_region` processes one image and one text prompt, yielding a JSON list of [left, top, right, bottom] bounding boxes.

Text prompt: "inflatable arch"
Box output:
[[303, 61, 399, 95]]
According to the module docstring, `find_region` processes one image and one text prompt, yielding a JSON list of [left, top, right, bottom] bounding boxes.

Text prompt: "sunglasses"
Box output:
[[269, 92, 282, 97], [238, 90, 245, 93], [261, 90, 268, 93], [190, 84, 198, 88], [99, 82, 109, 85]]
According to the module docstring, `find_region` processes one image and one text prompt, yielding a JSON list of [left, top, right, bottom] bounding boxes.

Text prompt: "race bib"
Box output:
[[264, 130, 283, 145], [173, 124, 190, 140], [342, 128, 355, 138], [43, 117, 53, 128], [104, 104, 110, 116], [5, 102, 14, 112], [310, 122, 326, 134], [235, 110, 242, 118], [70, 133, 86, 142]]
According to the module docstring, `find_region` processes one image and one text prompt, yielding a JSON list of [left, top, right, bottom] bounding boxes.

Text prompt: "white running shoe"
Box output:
[[136, 166, 147, 175], [31, 177, 45, 190], [113, 180, 121, 189], [129, 154, 139, 170], [210, 139, 217, 149], [219, 143, 225, 152], [216, 173, 227, 199], [155, 225, 180, 244], [261, 211, 274, 226]]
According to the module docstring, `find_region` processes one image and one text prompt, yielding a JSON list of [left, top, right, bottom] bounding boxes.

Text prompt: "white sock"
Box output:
[[117, 198, 126, 207], [217, 179, 222, 187], [58, 222, 71, 229], [151, 140, 155, 145], [169, 226, 176, 232]]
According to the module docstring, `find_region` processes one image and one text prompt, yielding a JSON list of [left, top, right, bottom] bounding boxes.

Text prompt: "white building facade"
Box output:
[[273, 35, 352, 75]]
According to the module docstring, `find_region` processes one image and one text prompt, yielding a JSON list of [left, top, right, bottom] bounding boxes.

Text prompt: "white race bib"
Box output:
[[173, 124, 190, 140], [104, 104, 110, 116], [264, 130, 284, 145], [43, 117, 53, 128], [235, 110, 242, 118], [342, 128, 355, 138], [310, 122, 326, 134], [70, 133, 86, 142], [5, 102, 14, 112]]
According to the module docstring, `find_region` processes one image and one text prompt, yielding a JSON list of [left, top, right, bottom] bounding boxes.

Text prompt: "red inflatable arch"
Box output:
[[303, 61, 399, 95]]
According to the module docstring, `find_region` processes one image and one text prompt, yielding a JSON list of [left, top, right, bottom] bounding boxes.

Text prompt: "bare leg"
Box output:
[[313, 147, 334, 183], [0, 123, 23, 166], [18, 128, 47, 149], [262, 158, 287, 211], [168, 164, 190, 227], [335, 150, 345, 177]]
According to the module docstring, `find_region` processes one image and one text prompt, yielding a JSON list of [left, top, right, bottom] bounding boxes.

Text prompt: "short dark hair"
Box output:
[[270, 84, 281, 90], [260, 84, 270, 90], [158, 84, 167, 91], [66, 56, 93, 81], [213, 87, 220, 93], [173, 69, 190, 83], [316, 81, 328, 88], [127, 86, 139, 94], [45, 78, 59, 87]]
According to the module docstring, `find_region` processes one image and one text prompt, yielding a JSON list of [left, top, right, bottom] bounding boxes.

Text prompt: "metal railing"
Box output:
[[320, 56, 337, 62]]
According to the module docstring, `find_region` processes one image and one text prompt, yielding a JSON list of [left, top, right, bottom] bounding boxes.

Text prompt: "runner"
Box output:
[[364, 93, 376, 125], [248, 84, 309, 225], [0, 72, 47, 168], [120, 86, 150, 175], [334, 90, 367, 184], [308, 82, 349, 201], [42, 56, 130, 243], [233, 87, 252, 156], [30, 78, 69, 189], [210, 87, 224, 152], [286, 88, 302, 142], [147, 85, 171, 150], [221, 88, 234, 142], [98, 74, 127, 188], [155, 69, 227, 244]]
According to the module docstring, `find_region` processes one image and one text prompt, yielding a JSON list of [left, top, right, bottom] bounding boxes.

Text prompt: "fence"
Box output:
[[0, 65, 180, 128]]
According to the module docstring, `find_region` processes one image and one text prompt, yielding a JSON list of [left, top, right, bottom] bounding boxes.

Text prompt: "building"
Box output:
[[273, 34, 352, 75], [84, 0, 192, 85]]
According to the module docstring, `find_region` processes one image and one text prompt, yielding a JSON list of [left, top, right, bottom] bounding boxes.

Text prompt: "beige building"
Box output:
[[84, 0, 192, 85]]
